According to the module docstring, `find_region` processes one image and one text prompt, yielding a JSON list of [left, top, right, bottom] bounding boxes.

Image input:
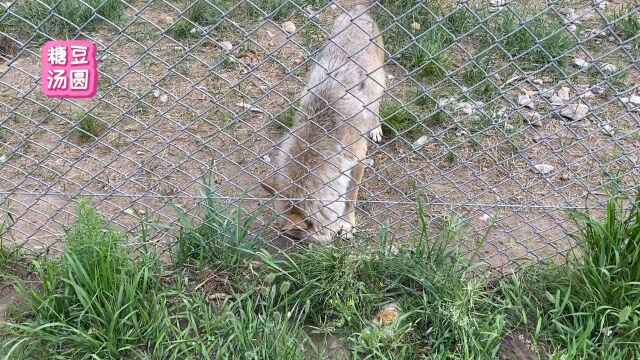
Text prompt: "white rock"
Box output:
[[560, 173, 571, 181], [282, 21, 296, 34], [526, 111, 542, 126], [540, 88, 554, 99], [159, 94, 168, 104], [0, 154, 6, 164], [600, 123, 614, 136], [219, 41, 233, 52], [518, 94, 534, 109], [601, 63, 618, 75], [579, 91, 594, 99], [152, 89, 160, 98], [533, 163, 555, 175], [459, 102, 474, 115], [629, 95, 640, 106], [595, 0, 607, 11], [386, 74, 395, 80], [620, 97, 629, 104], [479, 213, 491, 222], [573, 58, 589, 69], [533, 78, 544, 85], [504, 122, 515, 132], [411, 22, 421, 31], [550, 95, 564, 106], [262, 154, 271, 163], [558, 86, 570, 102], [412, 135, 430, 150], [560, 103, 589, 121], [567, 24, 577, 33]]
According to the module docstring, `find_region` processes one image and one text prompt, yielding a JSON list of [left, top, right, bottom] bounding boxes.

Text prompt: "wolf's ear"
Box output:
[[260, 178, 278, 196]]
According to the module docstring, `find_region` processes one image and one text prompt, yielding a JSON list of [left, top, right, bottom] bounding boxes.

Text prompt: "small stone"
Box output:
[[479, 213, 491, 222], [373, 303, 401, 327], [579, 91, 594, 99], [620, 97, 629, 104], [550, 94, 564, 106], [532, 163, 555, 175], [411, 22, 421, 31], [386, 74, 395, 80], [608, 36, 615, 42], [558, 86, 570, 102], [601, 63, 618, 75], [560, 103, 589, 121], [152, 89, 160, 98], [459, 102, 474, 115], [591, 85, 605, 94], [595, 0, 607, 11], [600, 123, 614, 136], [629, 95, 640, 106], [412, 135, 430, 150], [262, 154, 271, 164], [0, 154, 6, 164], [282, 21, 296, 34], [189, 27, 198, 34], [533, 78, 544, 85], [540, 88, 554, 99], [208, 293, 232, 301], [526, 111, 542, 126], [573, 58, 589, 69], [456, 130, 468, 137], [518, 94, 534, 109], [159, 94, 168, 103], [567, 24, 577, 33], [560, 173, 571, 181], [219, 41, 233, 52]]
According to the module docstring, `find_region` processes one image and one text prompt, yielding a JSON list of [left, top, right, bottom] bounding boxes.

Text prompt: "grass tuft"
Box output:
[[12, 0, 128, 38], [74, 113, 107, 143]]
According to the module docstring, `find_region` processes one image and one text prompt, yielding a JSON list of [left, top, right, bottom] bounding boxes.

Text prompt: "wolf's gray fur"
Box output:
[[262, 6, 386, 243]]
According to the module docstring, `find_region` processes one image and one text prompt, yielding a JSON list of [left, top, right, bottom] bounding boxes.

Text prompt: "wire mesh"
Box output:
[[0, 0, 638, 269]]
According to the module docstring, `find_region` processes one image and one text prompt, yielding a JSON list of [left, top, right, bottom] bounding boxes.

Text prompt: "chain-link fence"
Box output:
[[0, 0, 638, 269]]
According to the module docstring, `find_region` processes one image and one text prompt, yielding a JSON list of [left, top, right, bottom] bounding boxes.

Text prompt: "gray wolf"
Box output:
[[261, 6, 386, 243]]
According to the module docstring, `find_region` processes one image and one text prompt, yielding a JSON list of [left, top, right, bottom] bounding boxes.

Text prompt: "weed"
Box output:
[[273, 106, 297, 131], [500, 193, 640, 358], [611, 7, 640, 48], [490, 9, 575, 70], [12, 0, 128, 38], [74, 113, 107, 143], [173, 175, 263, 273]]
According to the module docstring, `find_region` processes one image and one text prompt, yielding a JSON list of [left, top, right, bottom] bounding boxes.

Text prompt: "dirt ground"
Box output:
[[0, 0, 638, 269]]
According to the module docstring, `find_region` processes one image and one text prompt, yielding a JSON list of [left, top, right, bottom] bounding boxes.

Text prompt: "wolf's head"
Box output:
[[261, 179, 317, 241]]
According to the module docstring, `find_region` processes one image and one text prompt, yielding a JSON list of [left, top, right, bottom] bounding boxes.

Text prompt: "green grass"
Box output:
[[74, 113, 107, 143], [380, 95, 450, 140], [500, 193, 640, 358], [611, 7, 639, 49], [172, 0, 232, 39], [2, 185, 640, 358], [10, 0, 128, 38], [272, 106, 297, 131], [489, 9, 575, 71]]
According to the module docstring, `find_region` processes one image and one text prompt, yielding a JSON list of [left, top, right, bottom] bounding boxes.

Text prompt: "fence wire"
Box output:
[[0, 0, 638, 269]]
